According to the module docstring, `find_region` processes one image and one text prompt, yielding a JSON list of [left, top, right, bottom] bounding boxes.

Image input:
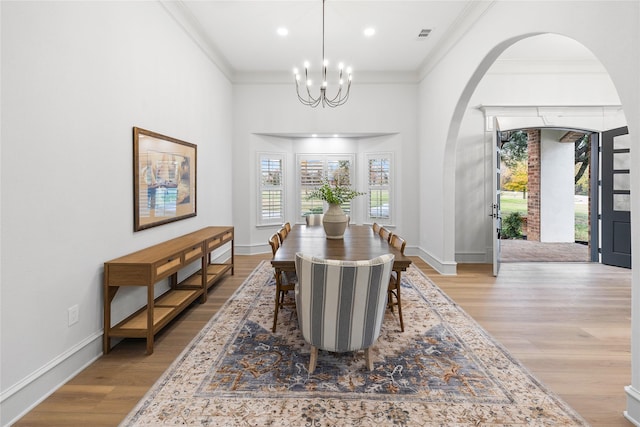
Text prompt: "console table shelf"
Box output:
[[103, 226, 234, 354]]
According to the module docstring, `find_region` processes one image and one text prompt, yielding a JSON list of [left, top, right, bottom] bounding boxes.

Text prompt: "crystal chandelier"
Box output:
[[293, 0, 352, 108]]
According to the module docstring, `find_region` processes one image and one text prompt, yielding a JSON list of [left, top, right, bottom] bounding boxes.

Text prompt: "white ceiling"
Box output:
[[171, 1, 601, 80]]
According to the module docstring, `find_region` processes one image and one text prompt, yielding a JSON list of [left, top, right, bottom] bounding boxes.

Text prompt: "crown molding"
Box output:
[[418, 1, 496, 81], [233, 70, 420, 85], [159, 0, 235, 81]]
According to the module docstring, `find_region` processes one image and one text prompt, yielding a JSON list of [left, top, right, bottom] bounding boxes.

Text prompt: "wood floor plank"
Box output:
[[14, 254, 632, 426]]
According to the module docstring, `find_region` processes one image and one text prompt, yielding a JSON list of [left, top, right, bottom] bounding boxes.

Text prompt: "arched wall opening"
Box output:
[[442, 33, 626, 267]]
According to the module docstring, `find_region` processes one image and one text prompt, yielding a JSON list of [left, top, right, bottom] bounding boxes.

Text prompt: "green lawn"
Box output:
[[500, 194, 589, 242]]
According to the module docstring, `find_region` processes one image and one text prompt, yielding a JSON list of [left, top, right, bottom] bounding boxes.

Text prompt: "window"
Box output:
[[367, 154, 392, 222], [298, 154, 355, 219], [258, 153, 284, 225]]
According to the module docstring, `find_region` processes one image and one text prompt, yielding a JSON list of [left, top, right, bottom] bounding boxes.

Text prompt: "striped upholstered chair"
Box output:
[[294, 253, 394, 374]]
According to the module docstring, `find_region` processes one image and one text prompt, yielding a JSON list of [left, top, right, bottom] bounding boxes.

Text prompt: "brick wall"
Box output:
[[527, 129, 541, 241]]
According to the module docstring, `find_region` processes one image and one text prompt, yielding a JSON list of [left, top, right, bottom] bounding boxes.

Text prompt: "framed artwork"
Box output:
[[133, 127, 197, 231]]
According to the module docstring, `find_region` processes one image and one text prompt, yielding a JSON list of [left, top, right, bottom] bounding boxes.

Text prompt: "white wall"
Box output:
[[540, 129, 575, 242], [0, 2, 233, 424], [232, 83, 419, 254], [418, 1, 639, 273]]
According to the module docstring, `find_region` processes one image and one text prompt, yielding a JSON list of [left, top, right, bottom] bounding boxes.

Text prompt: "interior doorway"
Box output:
[[499, 127, 593, 263]]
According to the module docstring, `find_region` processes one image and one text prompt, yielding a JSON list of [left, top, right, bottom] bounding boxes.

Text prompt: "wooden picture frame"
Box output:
[[133, 127, 197, 231]]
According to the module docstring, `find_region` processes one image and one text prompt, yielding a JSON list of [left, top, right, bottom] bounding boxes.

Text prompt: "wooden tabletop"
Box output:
[[271, 224, 412, 271]]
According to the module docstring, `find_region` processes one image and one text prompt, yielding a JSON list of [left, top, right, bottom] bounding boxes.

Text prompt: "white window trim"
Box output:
[[257, 152, 285, 226], [365, 152, 394, 225]]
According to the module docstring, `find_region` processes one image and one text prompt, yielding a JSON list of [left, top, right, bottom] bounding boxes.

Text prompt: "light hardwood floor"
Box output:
[[15, 255, 632, 426]]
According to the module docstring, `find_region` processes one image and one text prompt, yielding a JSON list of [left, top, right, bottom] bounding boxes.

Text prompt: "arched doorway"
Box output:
[[451, 34, 628, 272]]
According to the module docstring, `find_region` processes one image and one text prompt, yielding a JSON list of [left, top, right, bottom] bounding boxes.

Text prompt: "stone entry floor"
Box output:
[[500, 239, 590, 262]]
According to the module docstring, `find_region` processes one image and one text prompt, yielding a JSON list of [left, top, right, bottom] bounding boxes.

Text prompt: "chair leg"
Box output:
[[309, 346, 318, 374], [364, 347, 374, 371], [396, 285, 404, 332], [272, 277, 281, 332]]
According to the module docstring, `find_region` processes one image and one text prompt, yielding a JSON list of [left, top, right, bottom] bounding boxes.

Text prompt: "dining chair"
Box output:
[[305, 213, 324, 226], [372, 222, 381, 234], [277, 226, 288, 243], [294, 253, 394, 373], [388, 234, 407, 332], [379, 226, 392, 243], [269, 233, 296, 332], [283, 222, 291, 233]]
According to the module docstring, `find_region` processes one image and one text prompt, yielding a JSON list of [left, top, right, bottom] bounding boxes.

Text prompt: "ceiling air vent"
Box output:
[[417, 29, 432, 39]]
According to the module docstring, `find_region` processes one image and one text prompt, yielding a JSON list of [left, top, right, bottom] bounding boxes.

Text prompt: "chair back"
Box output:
[[277, 227, 288, 243], [390, 234, 406, 255], [379, 226, 392, 243], [269, 233, 280, 256], [295, 253, 394, 352], [284, 222, 291, 232], [372, 222, 381, 233], [305, 213, 324, 226]]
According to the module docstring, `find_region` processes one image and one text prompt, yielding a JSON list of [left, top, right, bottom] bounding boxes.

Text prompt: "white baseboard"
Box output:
[[625, 385, 640, 426], [1, 332, 103, 427], [235, 243, 271, 255], [455, 251, 489, 263], [415, 247, 457, 275]]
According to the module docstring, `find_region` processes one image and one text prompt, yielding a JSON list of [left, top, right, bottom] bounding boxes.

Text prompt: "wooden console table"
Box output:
[[103, 226, 234, 355]]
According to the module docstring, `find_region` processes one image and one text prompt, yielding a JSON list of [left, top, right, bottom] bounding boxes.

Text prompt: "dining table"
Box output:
[[271, 223, 412, 278]]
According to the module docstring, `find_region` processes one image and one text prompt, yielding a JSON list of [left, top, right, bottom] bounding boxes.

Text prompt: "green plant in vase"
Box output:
[[307, 180, 365, 239]]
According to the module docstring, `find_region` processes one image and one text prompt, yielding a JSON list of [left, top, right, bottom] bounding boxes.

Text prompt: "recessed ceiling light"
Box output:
[[277, 27, 289, 36], [312, 134, 318, 138], [364, 27, 375, 37], [333, 134, 339, 137]]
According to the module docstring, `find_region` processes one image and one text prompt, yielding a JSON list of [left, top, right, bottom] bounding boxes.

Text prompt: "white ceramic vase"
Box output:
[[322, 203, 348, 239]]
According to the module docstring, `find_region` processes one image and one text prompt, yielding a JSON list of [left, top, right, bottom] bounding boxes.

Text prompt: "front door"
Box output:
[[492, 119, 502, 276], [601, 126, 631, 268]]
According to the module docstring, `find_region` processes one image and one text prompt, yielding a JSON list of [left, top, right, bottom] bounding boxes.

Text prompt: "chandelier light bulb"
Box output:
[[323, 59, 329, 67], [338, 62, 344, 70], [304, 61, 310, 69], [322, 81, 327, 88], [307, 79, 313, 86]]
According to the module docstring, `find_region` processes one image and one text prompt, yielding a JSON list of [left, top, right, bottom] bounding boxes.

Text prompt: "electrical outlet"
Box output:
[[68, 305, 79, 326]]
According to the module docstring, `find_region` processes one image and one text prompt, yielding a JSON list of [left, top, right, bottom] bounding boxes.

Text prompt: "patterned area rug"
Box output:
[[122, 261, 587, 426]]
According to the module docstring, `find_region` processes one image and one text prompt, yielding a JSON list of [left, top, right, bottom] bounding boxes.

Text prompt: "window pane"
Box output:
[[614, 151, 630, 170], [327, 160, 351, 186], [614, 194, 631, 211], [261, 190, 282, 218], [614, 134, 631, 150], [300, 160, 324, 187], [614, 173, 630, 191], [368, 159, 389, 185], [300, 189, 324, 216], [261, 158, 282, 186], [369, 189, 389, 218]]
